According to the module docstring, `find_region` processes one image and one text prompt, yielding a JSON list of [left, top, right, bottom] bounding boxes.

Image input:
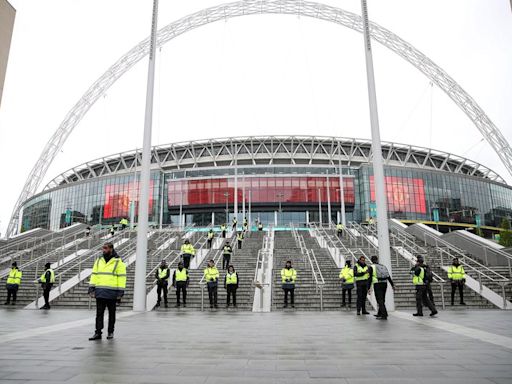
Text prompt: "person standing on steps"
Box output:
[[281, 260, 297, 308], [172, 261, 189, 308], [236, 231, 244, 249], [354, 256, 370, 315], [448, 258, 466, 306], [232, 217, 238, 231], [411, 256, 438, 317], [258, 222, 263, 232], [155, 259, 170, 308], [339, 259, 354, 308], [85, 226, 91, 237], [110, 224, 115, 238], [243, 217, 248, 232], [423, 261, 435, 305], [5, 262, 22, 306], [88, 242, 127, 341], [38, 262, 55, 310], [370, 256, 395, 320], [220, 224, 227, 239], [222, 241, 233, 270], [180, 239, 196, 269], [224, 265, 239, 308], [336, 222, 344, 238], [204, 259, 219, 309], [207, 229, 215, 249]]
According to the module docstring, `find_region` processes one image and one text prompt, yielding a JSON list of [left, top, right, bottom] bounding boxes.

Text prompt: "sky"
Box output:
[[0, 0, 511, 236]]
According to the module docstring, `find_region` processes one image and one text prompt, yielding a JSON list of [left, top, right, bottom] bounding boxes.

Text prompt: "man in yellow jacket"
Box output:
[[180, 239, 196, 269], [88, 243, 126, 341], [281, 260, 297, 308], [448, 257, 466, 306], [204, 259, 219, 309], [339, 260, 354, 308], [5, 262, 22, 306]]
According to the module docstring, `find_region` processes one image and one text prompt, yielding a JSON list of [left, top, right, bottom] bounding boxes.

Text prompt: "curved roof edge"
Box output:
[[44, 136, 506, 190]]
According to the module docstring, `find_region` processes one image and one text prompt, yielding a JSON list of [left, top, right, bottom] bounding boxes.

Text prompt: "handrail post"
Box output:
[[483, 246, 488, 266], [320, 286, 323, 311], [478, 272, 482, 291], [440, 282, 445, 310], [501, 284, 507, 309], [201, 286, 204, 311]]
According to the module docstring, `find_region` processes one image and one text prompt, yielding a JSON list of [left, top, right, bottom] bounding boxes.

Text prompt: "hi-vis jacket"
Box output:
[[89, 251, 126, 300]]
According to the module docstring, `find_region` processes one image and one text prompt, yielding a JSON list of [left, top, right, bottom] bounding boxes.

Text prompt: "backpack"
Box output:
[[423, 265, 433, 284], [374, 264, 390, 280]]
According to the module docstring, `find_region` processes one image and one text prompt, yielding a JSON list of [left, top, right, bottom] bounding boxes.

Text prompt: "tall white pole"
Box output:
[[234, 144, 238, 227], [159, 171, 164, 230], [326, 174, 332, 227], [338, 148, 346, 227], [248, 190, 252, 231], [318, 188, 322, 224], [133, 0, 159, 312], [242, 176, 246, 220], [360, 0, 394, 310]]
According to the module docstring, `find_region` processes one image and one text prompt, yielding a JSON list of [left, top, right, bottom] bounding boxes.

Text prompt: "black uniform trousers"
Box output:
[[43, 284, 53, 307], [222, 254, 231, 270], [426, 283, 435, 304], [6, 287, 18, 303], [415, 285, 436, 315], [207, 239, 213, 249], [182, 254, 192, 269], [283, 287, 295, 305], [175, 281, 187, 305], [157, 281, 168, 304], [341, 286, 352, 306], [356, 280, 369, 313], [238, 240, 242, 249], [222, 230, 226, 238], [95, 298, 117, 334], [207, 282, 218, 306], [226, 285, 237, 306], [451, 281, 464, 304], [373, 282, 388, 318]]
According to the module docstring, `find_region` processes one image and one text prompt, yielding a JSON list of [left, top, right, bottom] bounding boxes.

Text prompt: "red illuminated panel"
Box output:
[[167, 177, 355, 206], [104, 180, 154, 219], [370, 176, 426, 214]]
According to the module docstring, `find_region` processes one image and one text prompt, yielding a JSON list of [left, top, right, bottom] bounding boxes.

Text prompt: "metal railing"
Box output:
[[308, 249, 325, 311]]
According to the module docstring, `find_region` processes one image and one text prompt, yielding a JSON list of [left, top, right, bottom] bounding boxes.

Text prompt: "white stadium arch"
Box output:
[[7, 0, 512, 237]]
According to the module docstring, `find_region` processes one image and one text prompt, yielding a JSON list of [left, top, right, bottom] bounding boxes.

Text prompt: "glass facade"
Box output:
[[20, 164, 512, 231]]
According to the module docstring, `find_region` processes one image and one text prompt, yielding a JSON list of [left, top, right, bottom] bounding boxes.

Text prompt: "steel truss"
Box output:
[[7, 0, 512, 237]]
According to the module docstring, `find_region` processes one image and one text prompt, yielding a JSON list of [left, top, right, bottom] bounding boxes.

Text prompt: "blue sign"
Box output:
[[369, 202, 377, 218], [475, 214, 481, 228], [65, 209, 72, 224], [432, 208, 440, 223]]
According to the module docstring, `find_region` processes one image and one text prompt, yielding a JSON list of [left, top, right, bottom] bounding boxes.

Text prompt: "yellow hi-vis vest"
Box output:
[[339, 266, 354, 284], [226, 272, 238, 285], [208, 231, 214, 239], [158, 267, 169, 280], [89, 256, 126, 290], [40, 269, 55, 284], [413, 267, 425, 285], [220, 225, 226, 231], [181, 244, 196, 255], [336, 224, 344, 231], [448, 265, 465, 281], [281, 268, 297, 283], [237, 233, 244, 241], [223, 246, 232, 255], [175, 268, 188, 282], [355, 265, 369, 281], [7, 268, 22, 286], [204, 267, 219, 281]]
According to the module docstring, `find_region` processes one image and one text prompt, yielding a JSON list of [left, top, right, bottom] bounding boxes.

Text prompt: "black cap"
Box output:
[[417, 256, 424, 263], [45, 263, 51, 269]]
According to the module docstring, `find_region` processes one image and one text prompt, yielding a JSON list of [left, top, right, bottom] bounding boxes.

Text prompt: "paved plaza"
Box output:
[[0, 308, 512, 384]]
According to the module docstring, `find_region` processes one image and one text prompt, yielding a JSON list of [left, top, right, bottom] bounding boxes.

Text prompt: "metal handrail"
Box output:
[[306, 249, 325, 311]]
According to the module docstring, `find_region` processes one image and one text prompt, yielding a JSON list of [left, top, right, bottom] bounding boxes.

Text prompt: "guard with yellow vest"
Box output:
[[38, 262, 55, 310], [224, 265, 239, 308], [448, 257, 466, 306], [172, 261, 189, 307], [119, 217, 129, 230], [220, 224, 227, 238], [237, 231, 244, 250], [155, 259, 170, 308], [411, 256, 438, 317], [88, 243, 127, 341], [281, 260, 297, 308], [204, 259, 220, 309], [353, 256, 371, 315], [5, 262, 22, 306], [336, 222, 344, 238], [339, 260, 354, 308], [180, 239, 196, 269], [207, 229, 215, 249], [222, 241, 233, 270]]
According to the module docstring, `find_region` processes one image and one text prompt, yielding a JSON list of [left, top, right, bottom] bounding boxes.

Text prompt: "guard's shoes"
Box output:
[[210, 304, 213, 309], [430, 310, 438, 317], [412, 313, 423, 317], [164, 303, 168, 308], [341, 303, 346, 307], [460, 302, 467, 306], [106, 333, 114, 340], [356, 312, 361, 315], [362, 311, 370, 315], [377, 316, 388, 320], [4, 302, 9, 305], [11, 302, 15, 306], [89, 333, 102, 341], [183, 303, 186, 307], [291, 304, 295, 308], [155, 302, 160, 308], [284, 304, 288, 308], [40, 305, 50, 310], [214, 304, 218, 309], [374, 314, 381, 318]]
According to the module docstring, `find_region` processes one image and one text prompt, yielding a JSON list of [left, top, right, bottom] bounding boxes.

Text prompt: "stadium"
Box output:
[[19, 135, 512, 233]]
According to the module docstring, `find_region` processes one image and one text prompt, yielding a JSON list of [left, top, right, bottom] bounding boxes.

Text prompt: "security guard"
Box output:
[[180, 239, 196, 269], [155, 260, 170, 308], [220, 224, 227, 238], [204, 259, 220, 309], [207, 229, 215, 249], [354, 256, 370, 315], [172, 261, 189, 307], [119, 218, 129, 230], [258, 222, 264, 231], [236, 231, 244, 250], [88, 243, 126, 340], [222, 242, 233, 270], [336, 222, 344, 238], [243, 217, 248, 232], [448, 257, 466, 306], [110, 224, 115, 238], [281, 260, 297, 308], [38, 262, 55, 310], [224, 265, 239, 308], [5, 262, 22, 306], [339, 260, 354, 308], [411, 256, 438, 317], [232, 217, 238, 231]]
